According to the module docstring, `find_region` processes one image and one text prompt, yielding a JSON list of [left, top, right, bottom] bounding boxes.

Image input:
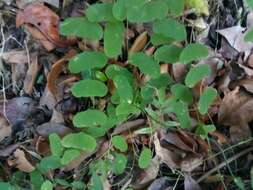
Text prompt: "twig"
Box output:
[[197, 146, 253, 183], [112, 119, 146, 135]]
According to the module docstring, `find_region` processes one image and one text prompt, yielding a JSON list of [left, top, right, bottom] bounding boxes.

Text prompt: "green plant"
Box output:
[[33, 0, 218, 189]]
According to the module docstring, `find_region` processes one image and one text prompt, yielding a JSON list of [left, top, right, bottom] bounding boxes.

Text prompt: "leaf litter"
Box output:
[[0, 0, 253, 190]]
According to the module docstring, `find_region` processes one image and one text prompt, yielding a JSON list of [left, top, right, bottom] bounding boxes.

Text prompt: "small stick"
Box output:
[[197, 146, 253, 183]]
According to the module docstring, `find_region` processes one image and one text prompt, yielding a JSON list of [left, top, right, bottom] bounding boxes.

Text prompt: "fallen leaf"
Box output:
[[23, 52, 41, 94], [36, 122, 73, 137], [229, 124, 251, 144], [0, 97, 37, 125], [0, 116, 11, 142], [0, 144, 20, 157], [172, 63, 187, 83], [184, 175, 201, 190], [25, 25, 56, 51], [35, 136, 50, 155], [1, 50, 28, 64], [16, 4, 76, 48], [217, 26, 253, 57], [11, 149, 35, 173], [16, 0, 59, 9], [47, 49, 76, 99], [129, 31, 148, 54], [147, 177, 173, 190]]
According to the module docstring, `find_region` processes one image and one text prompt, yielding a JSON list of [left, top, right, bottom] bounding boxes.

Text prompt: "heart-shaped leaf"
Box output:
[[129, 53, 160, 78], [86, 3, 116, 22], [113, 75, 133, 103], [60, 17, 103, 40], [153, 18, 186, 41], [198, 87, 217, 114], [179, 43, 209, 64], [60, 149, 81, 165], [49, 133, 63, 157], [112, 135, 128, 152], [61, 132, 97, 151], [154, 45, 182, 63], [73, 109, 107, 128], [104, 22, 124, 58], [138, 147, 152, 169], [185, 64, 211, 88], [171, 84, 193, 103], [69, 52, 107, 73], [71, 79, 108, 97]]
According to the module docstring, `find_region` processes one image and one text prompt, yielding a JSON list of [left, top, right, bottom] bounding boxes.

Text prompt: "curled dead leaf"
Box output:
[[10, 149, 35, 173], [16, 4, 76, 49], [129, 31, 148, 54]]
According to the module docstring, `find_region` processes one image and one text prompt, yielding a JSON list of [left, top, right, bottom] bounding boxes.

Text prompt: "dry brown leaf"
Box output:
[[218, 87, 253, 126], [229, 124, 251, 144], [129, 31, 148, 54], [12, 149, 35, 173], [0, 116, 11, 142], [36, 122, 73, 137], [0, 97, 37, 125], [46, 50, 76, 99], [23, 52, 41, 94], [1, 50, 28, 64], [184, 175, 201, 190], [16, 4, 76, 48], [25, 25, 56, 51], [35, 136, 50, 155], [172, 63, 187, 83], [147, 177, 173, 190]]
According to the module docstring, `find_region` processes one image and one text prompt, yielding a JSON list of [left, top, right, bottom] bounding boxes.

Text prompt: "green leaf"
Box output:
[[138, 148, 152, 169], [127, 0, 168, 23], [251, 167, 253, 189], [86, 3, 116, 22], [90, 172, 103, 190], [0, 182, 15, 190], [198, 87, 217, 114], [85, 127, 106, 138], [30, 170, 44, 190], [71, 79, 108, 97], [71, 181, 86, 190], [154, 45, 182, 63], [60, 149, 81, 165], [112, 135, 128, 152], [73, 109, 107, 128], [41, 180, 53, 190], [150, 33, 173, 46], [61, 132, 97, 151], [234, 177, 245, 190], [172, 101, 191, 128], [185, 64, 211, 88], [113, 75, 133, 103], [186, 0, 209, 15], [171, 84, 193, 103], [153, 18, 186, 41], [166, 0, 185, 16], [55, 179, 70, 187], [148, 74, 172, 88], [116, 102, 140, 116], [105, 65, 133, 83], [111, 153, 127, 175], [196, 124, 216, 139], [60, 17, 103, 40], [179, 43, 209, 64], [104, 22, 124, 58], [129, 53, 160, 78], [246, 0, 253, 9], [37, 156, 62, 173], [69, 52, 107, 73], [49, 133, 63, 157], [112, 0, 127, 20], [244, 28, 253, 42]]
